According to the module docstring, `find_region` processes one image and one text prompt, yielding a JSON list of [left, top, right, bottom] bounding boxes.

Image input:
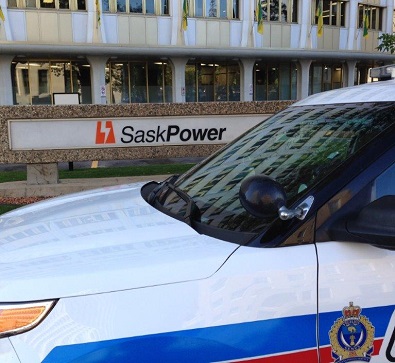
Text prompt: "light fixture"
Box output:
[[0, 300, 57, 338]]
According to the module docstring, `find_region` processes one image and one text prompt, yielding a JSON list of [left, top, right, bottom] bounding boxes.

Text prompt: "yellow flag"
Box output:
[[256, 0, 263, 35], [95, 0, 101, 26], [316, 0, 323, 37], [182, 0, 189, 31], [0, 6, 5, 22], [363, 10, 369, 38]]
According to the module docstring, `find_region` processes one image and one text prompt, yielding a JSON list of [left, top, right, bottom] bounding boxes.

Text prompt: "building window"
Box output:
[[185, 61, 240, 102], [256, 0, 298, 23], [254, 62, 297, 101], [358, 4, 383, 31], [106, 60, 172, 104], [11, 59, 92, 105], [101, 0, 168, 14], [309, 63, 343, 95], [8, 0, 86, 9], [313, 0, 345, 27], [191, 0, 239, 19]]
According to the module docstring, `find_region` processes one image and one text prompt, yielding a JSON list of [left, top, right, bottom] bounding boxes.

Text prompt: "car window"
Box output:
[[375, 163, 395, 199], [153, 102, 395, 237], [315, 159, 395, 244]]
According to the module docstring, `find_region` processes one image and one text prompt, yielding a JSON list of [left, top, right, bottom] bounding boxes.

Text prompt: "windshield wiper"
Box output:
[[147, 176, 201, 226], [164, 183, 201, 226], [146, 175, 179, 204]]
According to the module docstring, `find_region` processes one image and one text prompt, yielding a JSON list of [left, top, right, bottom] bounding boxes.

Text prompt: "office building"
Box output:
[[0, 0, 394, 106]]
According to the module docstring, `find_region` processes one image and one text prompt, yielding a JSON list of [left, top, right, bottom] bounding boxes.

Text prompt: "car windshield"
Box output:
[[152, 102, 394, 235]]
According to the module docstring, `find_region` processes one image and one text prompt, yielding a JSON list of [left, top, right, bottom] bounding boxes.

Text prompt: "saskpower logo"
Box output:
[[96, 121, 115, 144], [121, 125, 226, 143], [95, 120, 227, 145]]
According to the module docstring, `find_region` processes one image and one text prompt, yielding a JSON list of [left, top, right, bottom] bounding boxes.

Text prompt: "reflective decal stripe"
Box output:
[[227, 340, 384, 363], [43, 314, 317, 363], [220, 349, 318, 362], [42, 306, 395, 363]]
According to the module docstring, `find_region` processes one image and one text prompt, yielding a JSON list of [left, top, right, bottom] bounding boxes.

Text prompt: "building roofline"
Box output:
[[2, 44, 395, 62]]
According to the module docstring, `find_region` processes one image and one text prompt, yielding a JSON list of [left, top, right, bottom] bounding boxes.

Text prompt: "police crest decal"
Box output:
[[329, 302, 375, 363]]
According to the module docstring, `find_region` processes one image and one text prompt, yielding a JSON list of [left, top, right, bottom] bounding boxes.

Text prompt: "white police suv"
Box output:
[[1, 69, 395, 363]]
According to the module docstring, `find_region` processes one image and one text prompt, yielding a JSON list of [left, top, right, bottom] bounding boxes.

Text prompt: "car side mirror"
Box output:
[[239, 175, 287, 219]]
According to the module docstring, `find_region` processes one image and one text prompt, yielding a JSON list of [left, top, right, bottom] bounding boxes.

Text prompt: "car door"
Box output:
[[315, 152, 395, 363]]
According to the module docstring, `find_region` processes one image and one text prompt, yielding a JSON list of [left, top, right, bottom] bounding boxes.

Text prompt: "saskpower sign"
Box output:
[[8, 115, 268, 150]]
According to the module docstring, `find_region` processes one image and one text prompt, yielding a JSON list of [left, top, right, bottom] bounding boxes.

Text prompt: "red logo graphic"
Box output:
[[96, 121, 116, 144]]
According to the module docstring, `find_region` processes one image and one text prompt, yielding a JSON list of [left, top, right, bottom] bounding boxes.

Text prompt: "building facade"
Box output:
[[0, 0, 394, 106]]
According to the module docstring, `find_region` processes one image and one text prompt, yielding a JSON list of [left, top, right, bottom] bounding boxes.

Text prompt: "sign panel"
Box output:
[[8, 115, 270, 151], [53, 93, 80, 105]]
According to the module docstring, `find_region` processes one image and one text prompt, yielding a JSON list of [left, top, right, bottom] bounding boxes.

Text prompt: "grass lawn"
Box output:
[[0, 163, 196, 215], [0, 163, 195, 184], [0, 204, 21, 215]]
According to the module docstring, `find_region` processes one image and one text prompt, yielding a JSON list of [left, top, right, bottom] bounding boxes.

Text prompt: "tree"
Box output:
[[377, 33, 395, 54]]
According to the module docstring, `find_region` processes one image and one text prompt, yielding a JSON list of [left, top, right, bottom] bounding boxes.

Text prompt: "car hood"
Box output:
[[0, 183, 238, 302]]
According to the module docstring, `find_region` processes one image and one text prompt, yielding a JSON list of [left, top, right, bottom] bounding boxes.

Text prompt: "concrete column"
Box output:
[[170, 58, 188, 103], [240, 0, 252, 47], [240, 59, 255, 101], [385, 0, 394, 34], [87, 56, 107, 104], [27, 163, 59, 185], [346, 60, 357, 87], [347, 0, 358, 50], [0, 55, 14, 105], [297, 60, 312, 100], [299, 1, 311, 49]]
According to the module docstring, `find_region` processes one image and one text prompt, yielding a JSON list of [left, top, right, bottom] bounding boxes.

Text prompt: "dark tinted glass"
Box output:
[[158, 102, 395, 233]]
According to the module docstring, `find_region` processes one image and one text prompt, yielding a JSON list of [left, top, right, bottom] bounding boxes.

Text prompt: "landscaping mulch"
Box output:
[[0, 197, 48, 205]]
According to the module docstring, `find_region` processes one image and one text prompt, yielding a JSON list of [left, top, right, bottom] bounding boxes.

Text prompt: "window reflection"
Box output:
[[25, 0, 36, 7], [163, 103, 395, 233], [129, 0, 141, 12], [314, 0, 346, 27], [358, 4, 383, 31], [99, 0, 167, 14], [192, 0, 238, 18], [257, 0, 297, 22], [186, 61, 240, 102], [102, 0, 110, 11], [309, 63, 343, 95], [117, 0, 126, 12], [40, 0, 55, 8], [207, 0, 216, 16], [254, 62, 297, 101], [106, 60, 172, 104], [145, 0, 155, 13], [131, 63, 147, 102], [77, 0, 86, 10], [11, 59, 91, 105], [59, 0, 69, 9]]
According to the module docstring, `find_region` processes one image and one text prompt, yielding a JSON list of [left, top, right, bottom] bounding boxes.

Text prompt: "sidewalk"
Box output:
[[0, 175, 168, 199]]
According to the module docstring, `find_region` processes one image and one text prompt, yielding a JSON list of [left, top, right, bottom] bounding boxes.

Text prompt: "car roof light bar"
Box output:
[[370, 64, 395, 81]]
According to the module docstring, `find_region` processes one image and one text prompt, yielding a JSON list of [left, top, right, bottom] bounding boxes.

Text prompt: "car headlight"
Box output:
[[0, 300, 57, 338]]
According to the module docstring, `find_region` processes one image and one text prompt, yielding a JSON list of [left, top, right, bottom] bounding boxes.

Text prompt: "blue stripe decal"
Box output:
[[42, 305, 395, 363], [43, 314, 316, 363]]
